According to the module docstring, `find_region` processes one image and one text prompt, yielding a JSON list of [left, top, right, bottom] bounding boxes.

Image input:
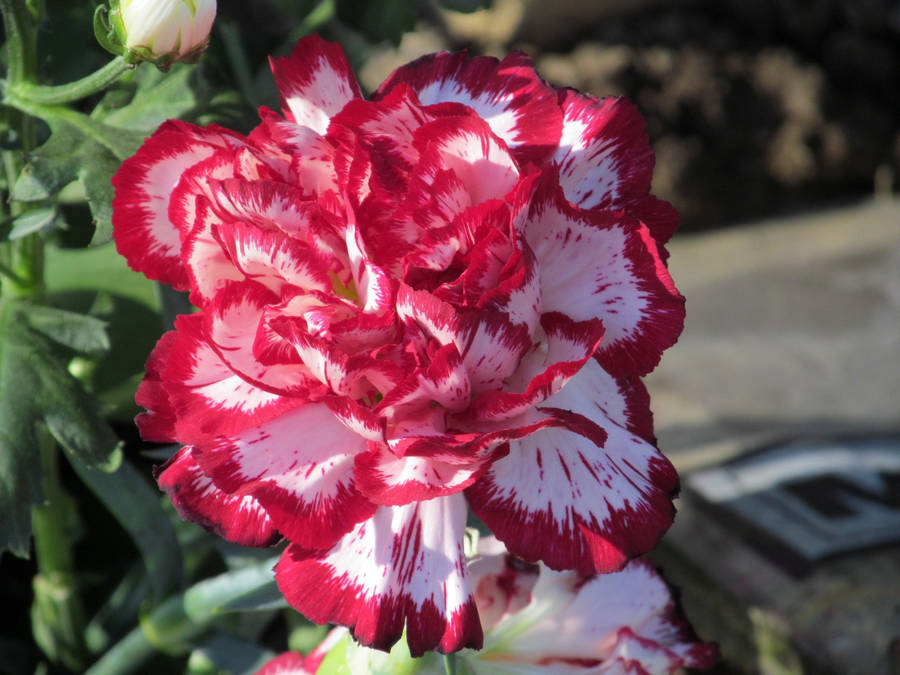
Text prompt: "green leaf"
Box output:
[[8, 207, 59, 239], [25, 305, 110, 356], [336, 0, 419, 45], [11, 63, 207, 245], [0, 299, 122, 557], [67, 455, 183, 601], [187, 632, 274, 675], [218, 580, 289, 613], [182, 557, 280, 619], [316, 631, 441, 675], [80, 151, 121, 245], [45, 244, 159, 311], [102, 64, 205, 131]]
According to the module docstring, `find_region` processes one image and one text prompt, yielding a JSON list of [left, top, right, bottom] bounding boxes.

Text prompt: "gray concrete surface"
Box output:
[[649, 197, 900, 472], [645, 198, 900, 674]]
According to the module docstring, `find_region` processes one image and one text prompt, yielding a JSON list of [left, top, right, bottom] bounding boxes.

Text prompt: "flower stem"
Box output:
[[30, 427, 88, 671], [0, 0, 36, 85], [12, 56, 133, 105], [443, 653, 458, 675]]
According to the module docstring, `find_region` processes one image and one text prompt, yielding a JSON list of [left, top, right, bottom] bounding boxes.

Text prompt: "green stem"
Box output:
[[218, 22, 257, 108], [0, 0, 36, 85], [3, 96, 133, 160], [83, 625, 155, 675], [30, 427, 87, 671], [443, 653, 458, 675], [12, 57, 133, 105], [1, 110, 43, 300]]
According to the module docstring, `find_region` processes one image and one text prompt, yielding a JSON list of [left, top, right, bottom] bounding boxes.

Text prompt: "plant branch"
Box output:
[[0, 0, 35, 84], [30, 426, 87, 670], [12, 57, 133, 105]]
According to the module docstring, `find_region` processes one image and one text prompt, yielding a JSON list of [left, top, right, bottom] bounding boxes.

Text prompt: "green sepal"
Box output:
[[93, 4, 124, 58]]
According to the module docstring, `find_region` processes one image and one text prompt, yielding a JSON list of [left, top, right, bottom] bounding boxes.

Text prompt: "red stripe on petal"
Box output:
[[156, 447, 279, 547], [275, 495, 482, 655], [205, 282, 320, 396], [194, 403, 373, 550], [522, 180, 684, 377], [469, 313, 604, 421], [553, 92, 654, 211], [467, 359, 678, 574], [216, 221, 332, 296], [412, 115, 520, 207], [269, 34, 362, 134]]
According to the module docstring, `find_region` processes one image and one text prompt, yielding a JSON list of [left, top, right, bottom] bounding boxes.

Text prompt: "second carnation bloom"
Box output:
[[114, 35, 685, 654]]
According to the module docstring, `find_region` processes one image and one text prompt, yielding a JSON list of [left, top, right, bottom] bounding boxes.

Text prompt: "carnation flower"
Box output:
[[253, 537, 716, 674], [113, 35, 685, 655]]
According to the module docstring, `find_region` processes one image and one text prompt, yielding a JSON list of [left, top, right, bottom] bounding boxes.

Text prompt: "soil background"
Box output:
[[365, 0, 900, 232]]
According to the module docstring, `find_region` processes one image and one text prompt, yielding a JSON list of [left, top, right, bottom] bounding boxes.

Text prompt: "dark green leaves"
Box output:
[[0, 299, 121, 557], [68, 454, 183, 600], [11, 63, 209, 246], [336, 0, 418, 45]]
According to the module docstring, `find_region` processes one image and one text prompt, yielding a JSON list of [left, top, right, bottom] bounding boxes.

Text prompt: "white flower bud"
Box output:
[[100, 0, 216, 68]]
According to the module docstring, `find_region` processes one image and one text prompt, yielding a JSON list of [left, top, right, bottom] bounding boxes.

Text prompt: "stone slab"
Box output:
[[645, 198, 900, 674]]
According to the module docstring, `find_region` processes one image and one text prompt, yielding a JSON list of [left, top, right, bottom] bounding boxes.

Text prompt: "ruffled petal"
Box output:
[[159, 313, 304, 445], [412, 115, 520, 207], [156, 447, 279, 547], [135, 330, 178, 443], [112, 123, 239, 289], [553, 93, 653, 211], [479, 557, 716, 672], [269, 34, 362, 134], [521, 179, 684, 377], [353, 441, 493, 505], [467, 359, 678, 574], [205, 281, 321, 395], [397, 285, 532, 394], [274, 494, 482, 656], [193, 402, 373, 550], [376, 51, 563, 164]]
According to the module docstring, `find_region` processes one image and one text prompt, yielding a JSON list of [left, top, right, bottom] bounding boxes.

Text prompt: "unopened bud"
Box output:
[[95, 0, 217, 70]]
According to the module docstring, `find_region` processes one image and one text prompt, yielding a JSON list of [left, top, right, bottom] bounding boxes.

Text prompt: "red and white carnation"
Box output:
[[114, 35, 685, 655], [253, 537, 716, 674]]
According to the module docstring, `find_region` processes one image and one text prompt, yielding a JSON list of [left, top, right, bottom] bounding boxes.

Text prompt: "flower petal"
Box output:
[[156, 447, 279, 547], [480, 557, 715, 672], [205, 281, 321, 396], [466, 359, 678, 574], [553, 93, 653, 211], [112, 124, 237, 289], [354, 441, 493, 505], [269, 34, 362, 134], [274, 494, 482, 656], [376, 51, 563, 164], [135, 330, 178, 443], [160, 313, 304, 445], [397, 285, 532, 394], [193, 402, 373, 550], [521, 180, 684, 377], [412, 115, 520, 207]]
